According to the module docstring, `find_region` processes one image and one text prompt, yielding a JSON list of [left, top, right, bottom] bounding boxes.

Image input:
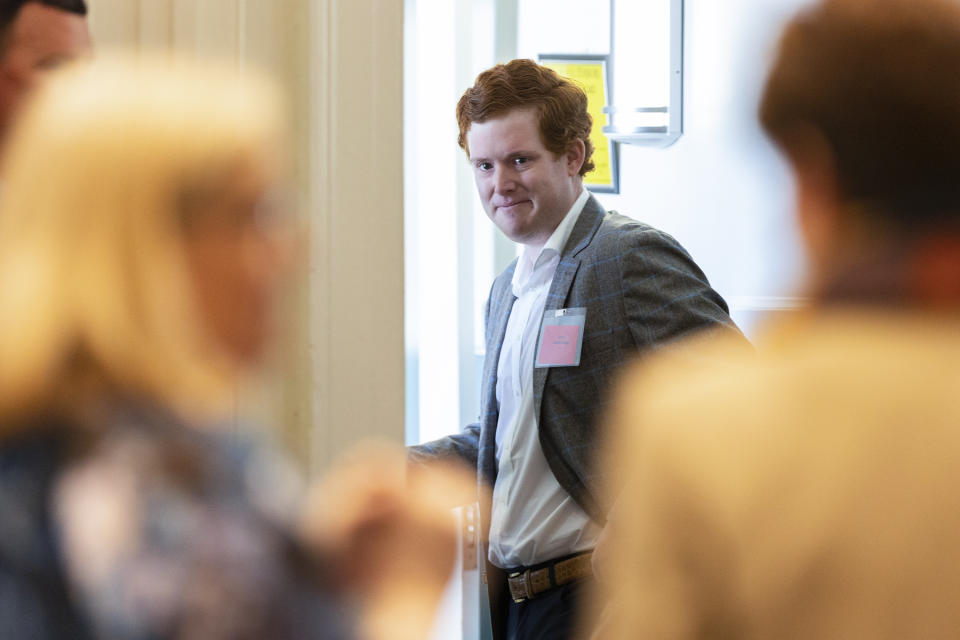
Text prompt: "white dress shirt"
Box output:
[[488, 188, 601, 569]]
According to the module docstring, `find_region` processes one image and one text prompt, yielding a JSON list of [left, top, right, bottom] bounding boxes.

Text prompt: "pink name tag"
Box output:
[[535, 308, 586, 368]]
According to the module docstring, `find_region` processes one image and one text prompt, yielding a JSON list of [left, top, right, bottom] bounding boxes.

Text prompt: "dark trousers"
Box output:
[[504, 577, 592, 640]]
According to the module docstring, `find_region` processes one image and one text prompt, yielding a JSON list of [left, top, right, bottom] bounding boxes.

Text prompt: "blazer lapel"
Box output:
[[486, 265, 517, 385], [532, 195, 607, 419], [479, 261, 517, 485]]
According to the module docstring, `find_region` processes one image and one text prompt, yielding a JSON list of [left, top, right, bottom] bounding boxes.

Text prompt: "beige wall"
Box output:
[[86, 0, 405, 474]]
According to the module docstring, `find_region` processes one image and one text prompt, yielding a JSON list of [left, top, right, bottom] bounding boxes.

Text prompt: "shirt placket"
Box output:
[[504, 276, 543, 485]]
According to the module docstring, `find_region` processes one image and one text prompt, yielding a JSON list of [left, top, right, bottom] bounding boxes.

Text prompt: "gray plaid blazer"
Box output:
[[410, 195, 742, 528]]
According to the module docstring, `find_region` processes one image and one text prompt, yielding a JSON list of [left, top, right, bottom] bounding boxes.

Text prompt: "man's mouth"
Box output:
[[496, 200, 531, 212]]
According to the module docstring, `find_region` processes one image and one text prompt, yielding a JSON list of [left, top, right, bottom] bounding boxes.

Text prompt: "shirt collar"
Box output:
[[512, 188, 590, 290]]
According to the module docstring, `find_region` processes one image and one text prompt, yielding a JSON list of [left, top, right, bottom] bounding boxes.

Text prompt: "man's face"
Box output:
[[0, 2, 91, 145], [466, 108, 583, 248]]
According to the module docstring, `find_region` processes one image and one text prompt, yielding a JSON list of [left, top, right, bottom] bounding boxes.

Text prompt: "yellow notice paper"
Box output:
[[540, 59, 614, 191]]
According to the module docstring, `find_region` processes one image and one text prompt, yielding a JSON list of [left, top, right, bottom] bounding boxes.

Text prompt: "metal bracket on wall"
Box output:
[[603, 0, 684, 148]]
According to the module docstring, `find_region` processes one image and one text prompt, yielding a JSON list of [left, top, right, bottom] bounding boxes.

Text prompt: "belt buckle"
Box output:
[[508, 569, 532, 603]]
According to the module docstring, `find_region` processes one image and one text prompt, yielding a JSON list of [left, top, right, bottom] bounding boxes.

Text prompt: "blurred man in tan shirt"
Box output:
[[594, 1, 960, 638]]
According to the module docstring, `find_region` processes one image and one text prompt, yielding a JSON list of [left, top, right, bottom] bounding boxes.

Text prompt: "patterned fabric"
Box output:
[[0, 428, 93, 639], [410, 195, 744, 529], [0, 401, 353, 640]]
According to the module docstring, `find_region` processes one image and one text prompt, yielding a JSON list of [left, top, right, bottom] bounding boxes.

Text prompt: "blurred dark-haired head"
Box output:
[[0, 0, 87, 32], [760, 0, 960, 305], [760, 0, 960, 233], [0, 0, 89, 147]]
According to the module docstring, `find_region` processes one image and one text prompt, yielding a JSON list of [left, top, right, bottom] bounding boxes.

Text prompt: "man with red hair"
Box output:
[[411, 59, 743, 640]]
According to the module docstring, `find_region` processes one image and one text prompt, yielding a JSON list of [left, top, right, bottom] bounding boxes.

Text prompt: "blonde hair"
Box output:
[[0, 53, 285, 431]]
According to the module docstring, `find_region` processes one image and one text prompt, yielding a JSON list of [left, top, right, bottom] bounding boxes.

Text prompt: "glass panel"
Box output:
[[613, 0, 671, 110], [517, 0, 610, 57]]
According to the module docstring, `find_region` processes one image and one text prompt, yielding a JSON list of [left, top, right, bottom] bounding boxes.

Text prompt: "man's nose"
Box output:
[[493, 165, 517, 194]]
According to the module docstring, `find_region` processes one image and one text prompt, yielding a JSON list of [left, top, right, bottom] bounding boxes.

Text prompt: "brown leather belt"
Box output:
[[506, 551, 593, 603]]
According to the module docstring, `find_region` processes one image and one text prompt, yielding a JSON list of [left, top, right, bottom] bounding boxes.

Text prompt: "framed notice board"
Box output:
[[539, 54, 619, 193]]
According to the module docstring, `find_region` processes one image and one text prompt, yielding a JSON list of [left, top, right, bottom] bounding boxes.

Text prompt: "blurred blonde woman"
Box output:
[[0, 55, 463, 640]]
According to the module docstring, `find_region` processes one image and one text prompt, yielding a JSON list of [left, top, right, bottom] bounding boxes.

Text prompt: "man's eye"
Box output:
[[476, 161, 493, 171], [514, 157, 529, 167]]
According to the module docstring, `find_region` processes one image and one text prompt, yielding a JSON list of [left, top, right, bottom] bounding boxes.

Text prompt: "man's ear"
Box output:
[[786, 127, 843, 288], [794, 152, 841, 263], [565, 139, 586, 177]]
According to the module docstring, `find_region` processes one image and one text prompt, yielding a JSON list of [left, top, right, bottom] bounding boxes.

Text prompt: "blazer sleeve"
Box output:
[[615, 226, 744, 350], [407, 423, 481, 469]]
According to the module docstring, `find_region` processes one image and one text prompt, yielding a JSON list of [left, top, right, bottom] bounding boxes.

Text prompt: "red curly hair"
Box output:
[[456, 59, 595, 177]]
